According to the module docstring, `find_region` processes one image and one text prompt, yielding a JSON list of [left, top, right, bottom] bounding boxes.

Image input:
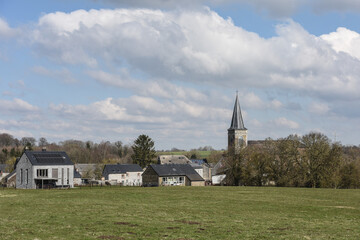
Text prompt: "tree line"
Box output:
[[225, 132, 360, 189], [0, 133, 135, 172]]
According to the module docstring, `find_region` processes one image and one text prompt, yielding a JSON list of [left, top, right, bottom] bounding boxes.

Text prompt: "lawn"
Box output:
[[0, 186, 359, 240]]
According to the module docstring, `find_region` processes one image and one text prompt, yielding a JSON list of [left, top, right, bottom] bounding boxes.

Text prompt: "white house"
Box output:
[[16, 150, 74, 189], [102, 164, 143, 186]]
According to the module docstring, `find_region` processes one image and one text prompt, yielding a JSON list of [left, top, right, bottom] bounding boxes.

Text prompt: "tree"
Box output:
[[300, 132, 341, 188], [0, 133, 14, 147], [38, 137, 49, 147], [131, 135, 156, 168]]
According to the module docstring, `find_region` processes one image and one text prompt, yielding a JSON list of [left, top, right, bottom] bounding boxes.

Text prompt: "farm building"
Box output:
[[16, 150, 74, 189], [142, 164, 205, 186], [157, 155, 191, 164], [102, 164, 143, 186]]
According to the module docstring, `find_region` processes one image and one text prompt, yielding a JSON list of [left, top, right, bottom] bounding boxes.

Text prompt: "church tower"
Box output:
[[228, 92, 247, 152]]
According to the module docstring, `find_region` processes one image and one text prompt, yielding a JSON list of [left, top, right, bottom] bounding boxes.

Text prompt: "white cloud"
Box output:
[[308, 102, 330, 115], [27, 9, 360, 102], [0, 98, 39, 113], [321, 27, 360, 61], [0, 18, 16, 38], [274, 117, 299, 129]]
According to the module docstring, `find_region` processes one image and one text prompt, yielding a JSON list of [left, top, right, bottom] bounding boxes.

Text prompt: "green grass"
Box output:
[[0, 187, 359, 240]]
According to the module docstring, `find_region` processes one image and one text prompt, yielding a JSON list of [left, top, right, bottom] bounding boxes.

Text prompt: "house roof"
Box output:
[[229, 93, 246, 130], [23, 151, 74, 166], [190, 159, 208, 165], [74, 169, 82, 178], [102, 164, 143, 180], [4, 170, 16, 181], [148, 164, 204, 181]]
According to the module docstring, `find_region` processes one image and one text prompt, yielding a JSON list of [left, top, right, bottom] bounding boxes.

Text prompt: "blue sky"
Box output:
[[1, 0, 360, 150]]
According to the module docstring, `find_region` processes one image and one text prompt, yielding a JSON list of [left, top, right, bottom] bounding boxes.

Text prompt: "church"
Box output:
[[227, 93, 248, 151]]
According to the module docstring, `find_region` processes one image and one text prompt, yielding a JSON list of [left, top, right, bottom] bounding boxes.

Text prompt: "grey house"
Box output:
[[16, 150, 74, 189], [142, 164, 205, 187]]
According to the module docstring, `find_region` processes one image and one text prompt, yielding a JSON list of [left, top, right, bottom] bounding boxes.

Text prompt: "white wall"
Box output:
[[108, 171, 142, 186]]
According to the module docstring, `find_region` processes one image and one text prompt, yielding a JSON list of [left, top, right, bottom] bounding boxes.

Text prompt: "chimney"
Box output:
[[42, 147, 47, 152]]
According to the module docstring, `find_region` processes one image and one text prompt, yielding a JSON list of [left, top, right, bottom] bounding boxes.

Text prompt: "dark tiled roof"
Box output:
[[74, 169, 82, 178], [229, 93, 246, 130], [102, 164, 143, 180], [190, 159, 208, 165], [149, 164, 204, 181], [24, 151, 74, 166]]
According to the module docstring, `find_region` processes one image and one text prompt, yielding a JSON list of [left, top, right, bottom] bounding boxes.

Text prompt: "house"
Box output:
[[190, 159, 213, 182], [157, 155, 191, 164], [102, 164, 143, 186], [0, 164, 9, 182], [74, 163, 98, 179], [73, 169, 82, 186], [16, 150, 74, 189], [142, 164, 205, 186]]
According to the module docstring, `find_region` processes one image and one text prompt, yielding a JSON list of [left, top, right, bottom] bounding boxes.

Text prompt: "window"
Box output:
[[67, 168, 69, 185], [26, 169, 28, 184], [52, 168, 58, 179], [37, 169, 48, 177], [20, 169, 23, 184]]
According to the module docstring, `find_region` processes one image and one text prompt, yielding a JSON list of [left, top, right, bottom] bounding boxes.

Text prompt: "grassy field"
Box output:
[[0, 187, 359, 240]]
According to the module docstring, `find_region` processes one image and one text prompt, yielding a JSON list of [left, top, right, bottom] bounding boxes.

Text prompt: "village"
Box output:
[[1, 93, 360, 189], [0, 94, 246, 189]]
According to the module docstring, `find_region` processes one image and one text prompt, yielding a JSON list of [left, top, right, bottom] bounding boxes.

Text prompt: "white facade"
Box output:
[[108, 171, 142, 186]]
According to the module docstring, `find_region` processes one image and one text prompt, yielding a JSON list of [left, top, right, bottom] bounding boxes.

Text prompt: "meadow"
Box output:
[[0, 186, 359, 240]]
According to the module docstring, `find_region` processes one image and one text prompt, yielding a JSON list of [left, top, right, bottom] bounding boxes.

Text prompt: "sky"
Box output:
[[1, 0, 360, 150]]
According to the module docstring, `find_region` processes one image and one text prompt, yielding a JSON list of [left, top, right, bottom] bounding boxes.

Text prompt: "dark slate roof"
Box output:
[[102, 164, 143, 180], [24, 151, 74, 166], [148, 164, 204, 181], [229, 93, 246, 130], [74, 169, 82, 178], [190, 159, 208, 165]]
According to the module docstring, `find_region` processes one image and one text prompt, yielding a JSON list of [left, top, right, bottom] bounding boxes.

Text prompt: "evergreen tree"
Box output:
[[131, 135, 156, 168]]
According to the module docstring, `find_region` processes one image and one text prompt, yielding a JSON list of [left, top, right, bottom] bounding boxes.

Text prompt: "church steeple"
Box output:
[[228, 92, 248, 151], [229, 93, 246, 130]]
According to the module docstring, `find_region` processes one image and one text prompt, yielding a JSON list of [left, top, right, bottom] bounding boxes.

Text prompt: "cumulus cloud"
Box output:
[[321, 27, 360, 61], [274, 117, 299, 129], [27, 9, 360, 102], [0, 98, 39, 113], [0, 18, 16, 38]]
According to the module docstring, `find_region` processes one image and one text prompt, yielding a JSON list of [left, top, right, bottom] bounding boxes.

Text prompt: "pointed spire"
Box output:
[[229, 92, 246, 130]]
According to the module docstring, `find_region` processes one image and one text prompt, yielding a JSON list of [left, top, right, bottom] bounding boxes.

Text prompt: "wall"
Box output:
[[142, 167, 159, 186], [108, 171, 142, 186], [191, 181, 205, 186], [16, 154, 33, 189]]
